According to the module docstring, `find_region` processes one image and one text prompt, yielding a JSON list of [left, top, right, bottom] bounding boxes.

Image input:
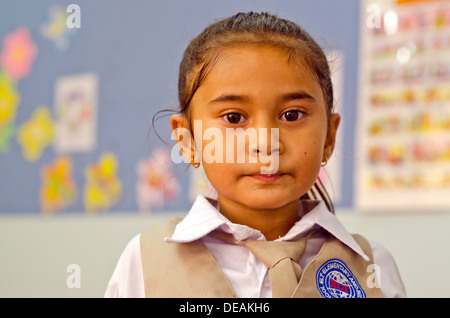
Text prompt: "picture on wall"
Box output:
[[53, 72, 98, 154]]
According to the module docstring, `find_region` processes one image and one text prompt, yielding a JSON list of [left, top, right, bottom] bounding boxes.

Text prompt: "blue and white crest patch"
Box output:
[[316, 259, 366, 298]]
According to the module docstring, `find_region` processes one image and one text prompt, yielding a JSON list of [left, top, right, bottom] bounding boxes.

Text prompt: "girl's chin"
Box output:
[[234, 195, 296, 210]]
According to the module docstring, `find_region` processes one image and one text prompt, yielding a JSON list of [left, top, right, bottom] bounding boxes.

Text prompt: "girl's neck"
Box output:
[[217, 195, 300, 241]]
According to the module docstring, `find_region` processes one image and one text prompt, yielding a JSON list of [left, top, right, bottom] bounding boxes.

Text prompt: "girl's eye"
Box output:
[[223, 112, 245, 124], [281, 110, 303, 121]]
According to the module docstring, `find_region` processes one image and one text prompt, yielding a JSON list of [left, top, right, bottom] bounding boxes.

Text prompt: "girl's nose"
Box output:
[[248, 126, 282, 156]]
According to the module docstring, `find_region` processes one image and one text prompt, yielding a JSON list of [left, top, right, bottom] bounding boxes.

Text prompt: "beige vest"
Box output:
[[140, 216, 383, 298]]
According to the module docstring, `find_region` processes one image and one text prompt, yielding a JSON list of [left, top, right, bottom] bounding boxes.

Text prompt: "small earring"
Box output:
[[191, 156, 200, 168], [321, 155, 328, 167]]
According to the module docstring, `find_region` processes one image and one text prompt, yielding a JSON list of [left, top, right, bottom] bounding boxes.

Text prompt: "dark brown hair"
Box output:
[[154, 11, 336, 212]]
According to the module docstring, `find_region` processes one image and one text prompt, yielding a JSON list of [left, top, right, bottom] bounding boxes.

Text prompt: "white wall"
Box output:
[[0, 213, 172, 298], [1, 211, 449, 298]]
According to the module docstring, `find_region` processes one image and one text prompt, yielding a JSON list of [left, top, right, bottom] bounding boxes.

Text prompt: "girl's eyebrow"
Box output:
[[208, 91, 316, 105], [281, 91, 316, 103], [208, 94, 250, 105]]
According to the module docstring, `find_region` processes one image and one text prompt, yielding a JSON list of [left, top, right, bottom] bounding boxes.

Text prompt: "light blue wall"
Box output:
[[0, 0, 360, 213]]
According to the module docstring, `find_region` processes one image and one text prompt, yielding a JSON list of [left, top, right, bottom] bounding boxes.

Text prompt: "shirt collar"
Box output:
[[165, 195, 369, 261]]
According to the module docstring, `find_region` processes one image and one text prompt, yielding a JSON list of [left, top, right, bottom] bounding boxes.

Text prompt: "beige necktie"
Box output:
[[211, 231, 310, 298]]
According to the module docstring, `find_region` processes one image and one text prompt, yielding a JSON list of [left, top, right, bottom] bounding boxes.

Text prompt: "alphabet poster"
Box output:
[[355, 0, 450, 212]]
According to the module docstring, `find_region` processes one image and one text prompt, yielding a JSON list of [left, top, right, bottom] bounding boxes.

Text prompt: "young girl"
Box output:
[[104, 11, 406, 298]]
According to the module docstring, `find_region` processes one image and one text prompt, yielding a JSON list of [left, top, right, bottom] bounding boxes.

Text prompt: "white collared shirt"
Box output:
[[104, 195, 406, 298]]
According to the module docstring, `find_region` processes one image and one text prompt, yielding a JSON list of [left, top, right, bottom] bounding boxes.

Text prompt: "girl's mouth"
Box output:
[[249, 173, 284, 182]]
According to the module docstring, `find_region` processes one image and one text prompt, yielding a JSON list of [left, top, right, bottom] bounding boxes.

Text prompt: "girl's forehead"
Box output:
[[213, 43, 311, 70], [197, 44, 321, 97]]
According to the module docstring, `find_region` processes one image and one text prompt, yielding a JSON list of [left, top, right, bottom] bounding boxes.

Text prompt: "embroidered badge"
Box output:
[[316, 258, 366, 298]]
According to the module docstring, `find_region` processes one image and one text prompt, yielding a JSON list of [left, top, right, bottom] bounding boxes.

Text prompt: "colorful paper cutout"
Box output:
[[40, 156, 77, 214], [0, 27, 37, 153], [84, 152, 122, 212], [40, 6, 77, 51], [17, 106, 54, 161], [136, 148, 180, 212], [0, 71, 20, 152], [0, 27, 37, 80]]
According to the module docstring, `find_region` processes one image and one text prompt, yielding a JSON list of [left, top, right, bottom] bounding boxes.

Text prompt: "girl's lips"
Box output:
[[249, 173, 284, 181]]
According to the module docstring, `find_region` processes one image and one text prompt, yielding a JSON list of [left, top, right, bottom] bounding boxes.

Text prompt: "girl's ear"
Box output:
[[170, 114, 195, 163], [323, 113, 341, 160]]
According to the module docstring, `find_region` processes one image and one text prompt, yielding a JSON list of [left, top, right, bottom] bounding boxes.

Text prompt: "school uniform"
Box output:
[[104, 195, 406, 298]]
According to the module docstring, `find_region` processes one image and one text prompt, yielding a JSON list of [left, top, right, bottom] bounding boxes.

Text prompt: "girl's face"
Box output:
[[172, 45, 340, 211]]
